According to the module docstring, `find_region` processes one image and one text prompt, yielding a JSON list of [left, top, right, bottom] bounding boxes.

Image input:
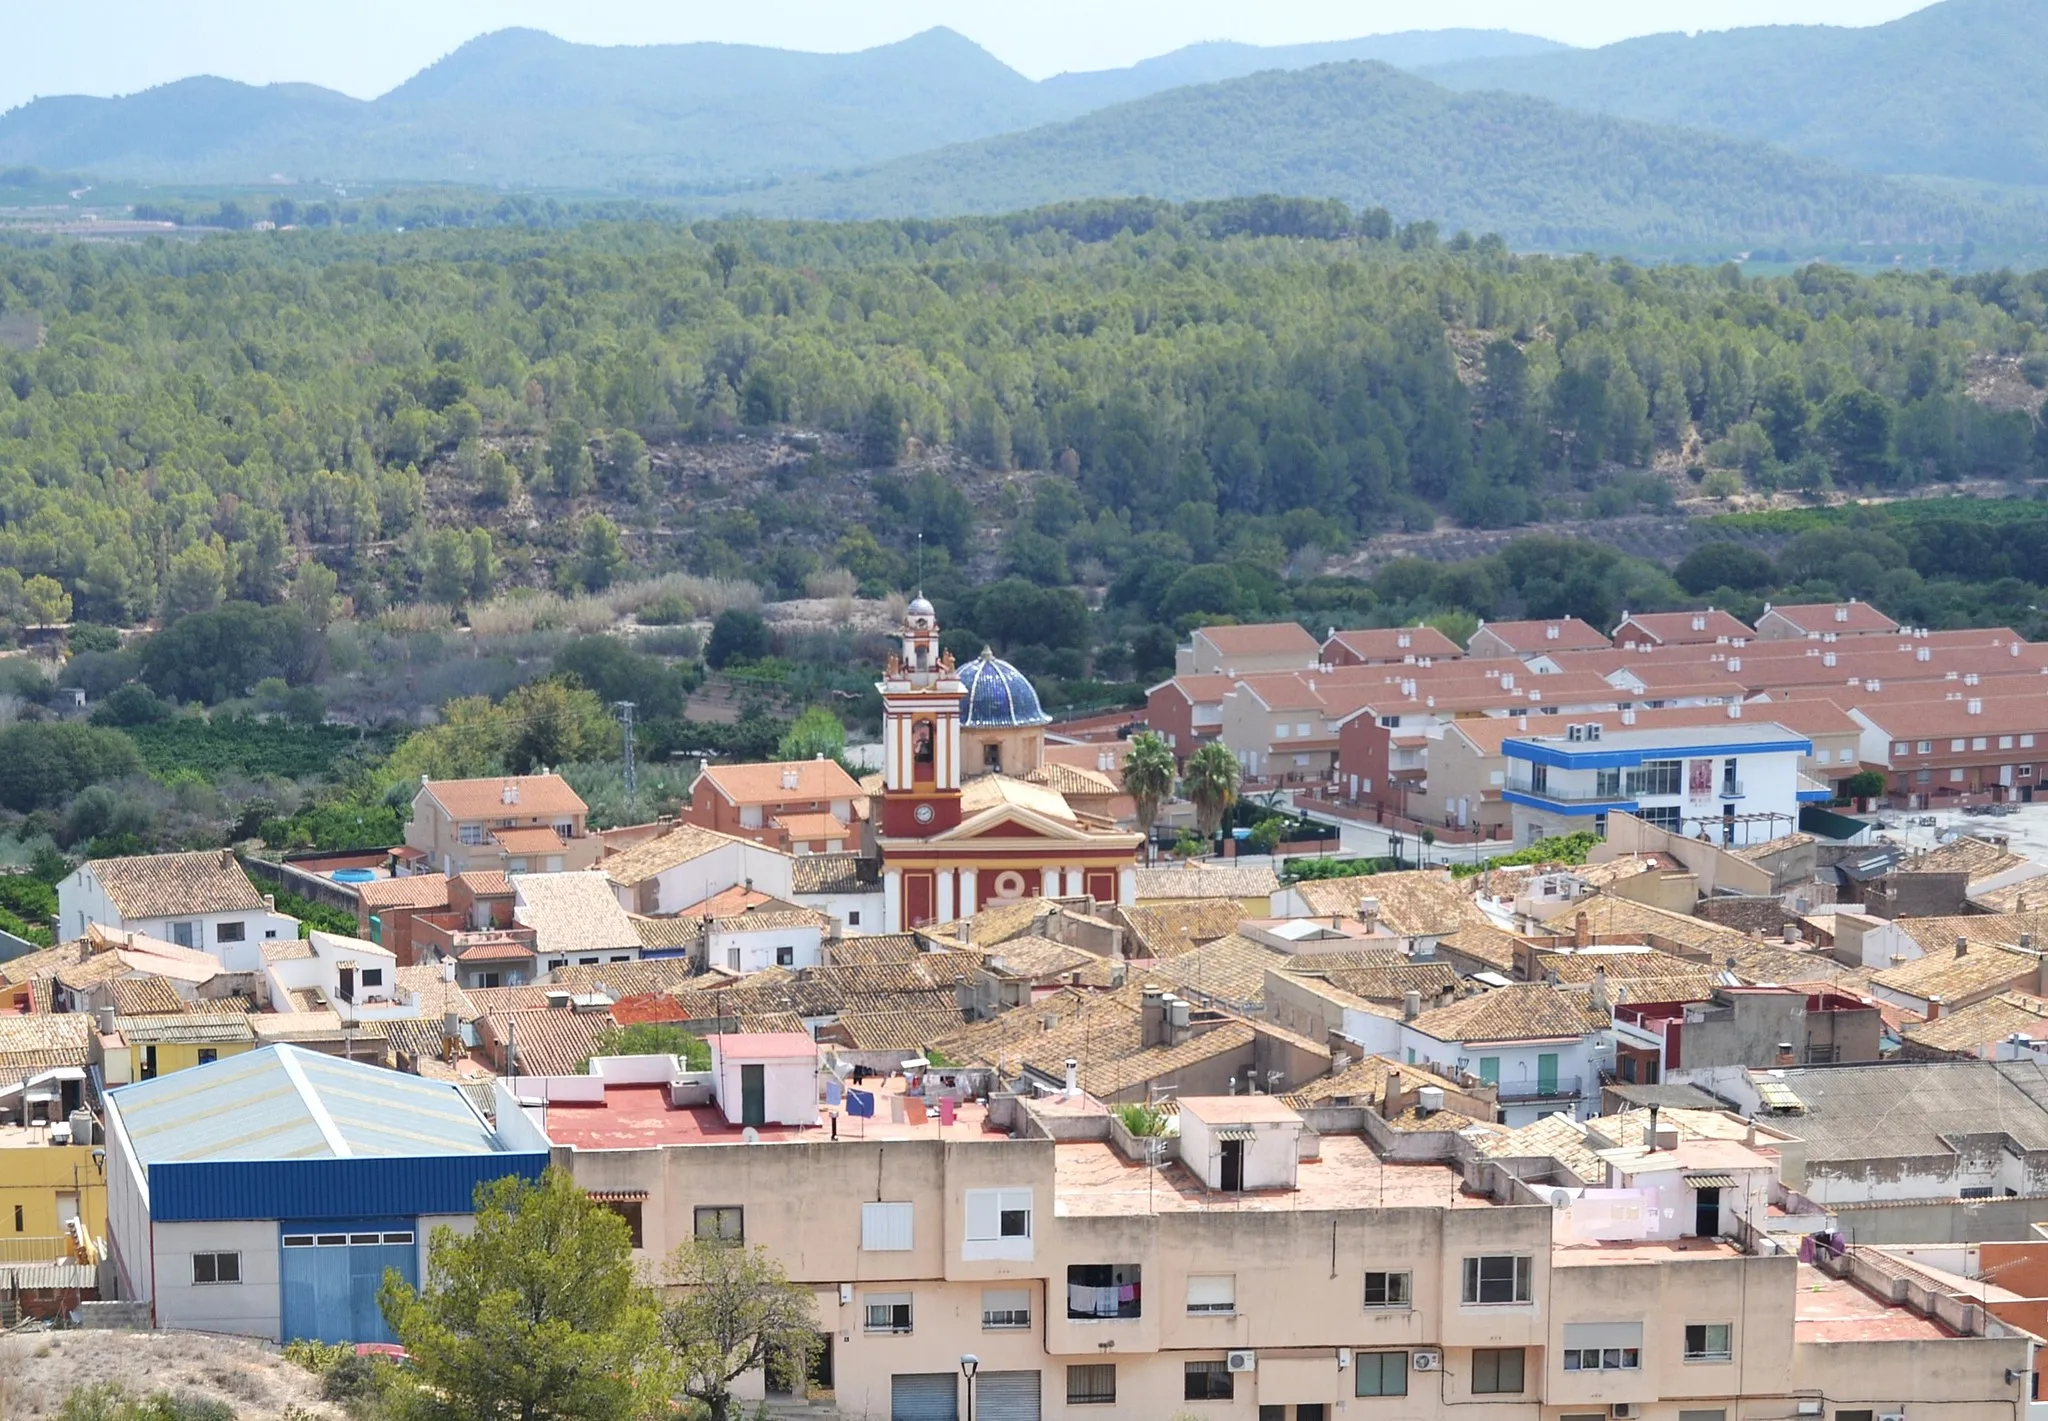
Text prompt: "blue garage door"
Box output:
[[280, 1222, 419, 1344]]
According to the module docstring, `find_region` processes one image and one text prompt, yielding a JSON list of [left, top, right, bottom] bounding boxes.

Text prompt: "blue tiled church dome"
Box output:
[[960, 649, 1051, 728]]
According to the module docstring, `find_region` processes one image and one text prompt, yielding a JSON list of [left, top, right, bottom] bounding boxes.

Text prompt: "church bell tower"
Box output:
[[877, 596, 963, 837]]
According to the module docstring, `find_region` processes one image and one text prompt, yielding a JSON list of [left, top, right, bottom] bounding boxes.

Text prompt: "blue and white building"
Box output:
[[104, 1044, 545, 1344], [1500, 716, 1832, 848]]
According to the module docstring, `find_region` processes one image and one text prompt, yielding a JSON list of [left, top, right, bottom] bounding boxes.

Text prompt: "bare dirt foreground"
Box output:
[[0, 1330, 342, 1420]]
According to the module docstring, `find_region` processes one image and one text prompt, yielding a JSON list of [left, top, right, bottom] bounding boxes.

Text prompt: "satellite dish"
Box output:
[[742, 1127, 761, 1144], [1550, 1190, 1574, 1209]]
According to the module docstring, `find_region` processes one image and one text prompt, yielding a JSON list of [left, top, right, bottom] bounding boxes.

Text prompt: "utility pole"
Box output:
[[615, 700, 637, 817]]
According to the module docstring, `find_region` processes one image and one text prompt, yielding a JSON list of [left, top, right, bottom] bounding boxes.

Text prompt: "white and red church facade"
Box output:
[[875, 598, 1142, 931]]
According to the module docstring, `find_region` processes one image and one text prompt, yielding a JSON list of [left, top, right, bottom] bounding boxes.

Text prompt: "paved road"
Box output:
[[1274, 794, 1505, 867]]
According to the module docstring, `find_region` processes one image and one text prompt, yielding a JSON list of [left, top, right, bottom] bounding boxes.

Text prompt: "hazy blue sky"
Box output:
[[0, 0, 1931, 112]]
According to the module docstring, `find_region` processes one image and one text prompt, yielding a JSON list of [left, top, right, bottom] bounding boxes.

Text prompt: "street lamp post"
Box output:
[[959, 1353, 979, 1421]]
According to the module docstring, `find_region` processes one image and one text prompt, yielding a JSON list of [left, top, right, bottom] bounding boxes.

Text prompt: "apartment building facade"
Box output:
[[405, 774, 600, 877]]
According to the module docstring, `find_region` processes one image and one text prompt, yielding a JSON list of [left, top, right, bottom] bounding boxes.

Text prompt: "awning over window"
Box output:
[[1685, 1174, 1736, 1190], [1213, 1126, 1258, 1142], [585, 1189, 649, 1202]]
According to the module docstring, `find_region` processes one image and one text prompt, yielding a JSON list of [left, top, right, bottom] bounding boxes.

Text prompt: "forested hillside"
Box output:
[[736, 63, 2035, 252], [1426, 0, 2048, 187], [0, 204, 2044, 640]]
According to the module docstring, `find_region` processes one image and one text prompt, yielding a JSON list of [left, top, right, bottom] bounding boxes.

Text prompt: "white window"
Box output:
[[1293, 754, 1309, 767], [1684, 1323, 1732, 1361], [1951, 739, 1967, 752], [1461, 1254, 1532, 1304], [1563, 1346, 1640, 1371], [2024, 735, 2037, 749], [458, 823, 486, 846], [1563, 1322, 1642, 1371], [1363, 1271, 1411, 1308], [1893, 742, 1909, 757], [1489, 770, 1505, 785], [1185, 1274, 1235, 1315], [1918, 741, 1933, 754], [1274, 723, 1289, 739], [982, 1287, 1031, 1330], [963, 1187, 1032, 1260], [1973, 737, 1988, 752], [1952, 770, 1966, 782], [215, 921, 245, 943], [863, 1292, 911, 1334], [1297, 722, 1311, 738], [192, 1251, 240, 1284], [2001, 736, 2015, 750], [862, 1202, 913, 1252]]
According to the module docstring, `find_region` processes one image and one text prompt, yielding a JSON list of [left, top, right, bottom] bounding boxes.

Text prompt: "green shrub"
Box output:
[[1113, 1103, 1165, 1137], [637, 593, 692, 625]]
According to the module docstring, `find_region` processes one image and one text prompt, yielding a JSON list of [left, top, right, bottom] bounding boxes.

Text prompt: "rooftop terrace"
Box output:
[[1052, 1134, 1498, 1216], [1793, 1262, 1955, 1343], [535, 1079, 999, 1150]]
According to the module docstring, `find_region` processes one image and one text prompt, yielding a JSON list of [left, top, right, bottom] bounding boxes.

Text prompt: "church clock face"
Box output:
[[914, 802, 935, 824]]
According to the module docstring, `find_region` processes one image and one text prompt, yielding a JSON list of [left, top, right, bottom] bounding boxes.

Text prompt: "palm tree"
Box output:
[[1183, 741, 1242, 851], [1122, 732, 1176, 858]]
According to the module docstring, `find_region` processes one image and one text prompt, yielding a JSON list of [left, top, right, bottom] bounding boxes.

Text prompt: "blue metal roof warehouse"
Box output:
[[105, 1044, 546, 1343]]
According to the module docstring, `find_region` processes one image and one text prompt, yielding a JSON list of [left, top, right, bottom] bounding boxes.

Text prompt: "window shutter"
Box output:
[[1185, 1274, 1235, 1310], [1563, 1322, 1642, 1349], [965, 1189, 1001, 1240], [1515, 1255, 1533, 1299], [863, 1202, 913, 1252], [1462, 1256, 1478, 1301]]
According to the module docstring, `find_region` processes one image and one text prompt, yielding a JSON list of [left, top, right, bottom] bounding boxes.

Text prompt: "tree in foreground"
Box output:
[[660, 1239, 820, 1421], [380, 1168, 663, 1421], [774, 705, 848, 767], [1121, 730, 1176, 857], [1182, 740, 1241, 849], [584, 1020, 710, 1071]]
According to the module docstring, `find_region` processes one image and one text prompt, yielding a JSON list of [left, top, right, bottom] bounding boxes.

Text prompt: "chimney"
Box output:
[[1382, 1070, 1406, 1118], [1957, 936, 1970, 958], [1589, 966, 1610, 1015], [441, 957, 457, 983], [1645, 1105, 1661, 1151], [1776, 1042, 1796, 1066], [263, 893, 275, 911], [1141, 987, 1166, 1048], [97, 1006, 116, 1036], [1402, 990, 1422, 1021], [1574, 911, 1591, 948], [1166, 995, 1192, 1047], [501, 779, 520, 806], [1357, 896, 1380, 932], [1783, 924, 1802, 945], [1064, 1058, 1080, 1099]]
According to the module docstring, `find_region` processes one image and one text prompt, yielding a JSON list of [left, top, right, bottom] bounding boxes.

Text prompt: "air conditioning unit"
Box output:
[[1611, 1406, 1638, 1420], [1795, 1404, 1823, 1417], [1411, 1351, 1442, 1372], [1876, 1413, 1905, 1421], [1226, 1350, 1257, 1374]]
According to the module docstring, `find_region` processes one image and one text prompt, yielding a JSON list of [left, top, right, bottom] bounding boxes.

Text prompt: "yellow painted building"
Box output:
[[0, 1128, 108, 1263], [95, 1013, 258, 1087]]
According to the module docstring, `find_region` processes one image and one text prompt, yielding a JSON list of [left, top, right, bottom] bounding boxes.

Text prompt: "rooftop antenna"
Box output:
[[915, 530, 926, 593]]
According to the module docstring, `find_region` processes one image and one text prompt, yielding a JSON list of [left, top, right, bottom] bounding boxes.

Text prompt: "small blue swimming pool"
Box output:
[[331, 868, 377, 885]]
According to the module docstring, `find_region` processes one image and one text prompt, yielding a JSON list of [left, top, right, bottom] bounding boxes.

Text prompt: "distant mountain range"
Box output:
[[0, 25, 1560, 189], [0, 4, 2043, 253], [730, 62, 2021, 252], [1424, 0, 2048, 186]]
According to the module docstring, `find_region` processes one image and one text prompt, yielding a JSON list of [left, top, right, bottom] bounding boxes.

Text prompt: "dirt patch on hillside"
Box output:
[[1965, 355, 2047, 416], [0, 1330, 341, 1420]]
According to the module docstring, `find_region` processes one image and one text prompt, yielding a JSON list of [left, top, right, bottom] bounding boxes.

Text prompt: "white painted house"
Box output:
[[1501, 714, 1830, 850], [59, 851, 300, 971], [1398, 984, 1611, 1125]]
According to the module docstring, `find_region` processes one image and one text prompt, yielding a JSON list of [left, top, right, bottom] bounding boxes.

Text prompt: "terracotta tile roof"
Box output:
[[1894, 910, 2048, 957], [1231, 672, 1328, 713], [1763, 601, 1899, 635], [1024, 762, 1120, 797], [357, 873, 451, 910], [792, 854, 881, 897], [983, 934, 1097, 981], [513, 872, 641, 954], [1731, 833, 1814, 862], [1114, 900, 1243, 959], [1313, 960, 1462, 1003], [382, 1016, 461, 1064], [1471, 617, 1610, 653], [456, 937, 537, 963], [0, 938, 96, 986], [676, 885, 776, 918], [113, 1012, 258, 1046], [1084, 1021, 1258, 1099], [713, 907, 834, 934], [551, 958, 701, 997], [820, 1000, 968, 1051], [1614, 609, 1755, 645], [600, 824, 760, 887], [826, 934, 925, 967], [1435, 922, 1525, 971], [631, 916, 707, 951], [452, 870, 514, 897], [696, 759, 863, 806], [1852, 695, 2048, 740], [1150, 673, 1238, 704], [1476, 1113, 1604, 1180], [1409, 984, 1608, 1043], [493, 826, 566, 854], [419, 774, 587, 821], [1292, 870, 1487, 936], [0, 1013, 91, 1075], [959, 773, 1076, 822], [253, 1011, 390, 1044], [1194, 622, 1320, 657], [1971, 879, 2048, 914], [1901, 991, 2048, 1056], [107, 977, 187, 1016], [262, 938, 314, 962], [1870, 941, 2039, 1006], [1135, 867, 1277, 902], [1145, 934, 1288, 1009], [1283, 1053, 1460, 1108], [773, 812, 852, 841], [487, 1007, 612, 1077], [1908, 836, 2027, 882], [1324, 626, 1464, 661], [81, 849, 264, 919], [53, 953, 134, 992], [463, 985, 559, 1016], [394, 965, 478, 1020], [1534, 948, 1702, 985]]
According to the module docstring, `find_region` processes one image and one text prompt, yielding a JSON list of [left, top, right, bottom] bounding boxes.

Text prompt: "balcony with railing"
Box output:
[[1503, 776, 1635, 805], [1495, 1074, 1583, 1102]]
